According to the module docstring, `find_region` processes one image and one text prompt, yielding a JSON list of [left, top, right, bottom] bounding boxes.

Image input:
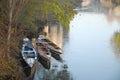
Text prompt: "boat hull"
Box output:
[[49, 48, 62, 61], [38, 54, 51, 69]]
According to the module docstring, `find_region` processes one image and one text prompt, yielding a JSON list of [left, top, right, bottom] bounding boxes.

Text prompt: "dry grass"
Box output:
[[0, 55, 26, 80], [0, 56, 17, 79]]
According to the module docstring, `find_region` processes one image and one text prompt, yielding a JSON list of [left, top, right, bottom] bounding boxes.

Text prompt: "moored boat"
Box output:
[[37, 42, 51, 69], [37, 35, 63, 54], [21, 38, 37, 68]]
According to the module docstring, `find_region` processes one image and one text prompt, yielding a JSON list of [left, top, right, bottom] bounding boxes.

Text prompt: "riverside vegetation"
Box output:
[[0, 0, 77, 79]]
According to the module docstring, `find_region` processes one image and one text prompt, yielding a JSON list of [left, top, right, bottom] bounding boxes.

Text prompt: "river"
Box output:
[[64, 12, 120, 80], [34, 6, 120, 80]]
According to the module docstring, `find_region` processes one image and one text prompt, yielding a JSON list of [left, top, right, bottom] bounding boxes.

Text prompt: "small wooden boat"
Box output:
[[37, 35, 62, 54], [37, 42, 51, 69], [36, 35, 63, 61], [21, 38, 37, 68]]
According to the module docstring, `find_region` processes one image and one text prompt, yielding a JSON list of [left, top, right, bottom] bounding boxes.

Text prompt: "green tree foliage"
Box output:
[[26, 0, 76, 29]]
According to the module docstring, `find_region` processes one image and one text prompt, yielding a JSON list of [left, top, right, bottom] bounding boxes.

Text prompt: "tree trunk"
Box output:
[[6, 0, 13, 58]]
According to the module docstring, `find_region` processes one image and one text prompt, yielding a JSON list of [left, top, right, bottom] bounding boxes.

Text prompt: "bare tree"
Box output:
[[4, 0, 29, 57]]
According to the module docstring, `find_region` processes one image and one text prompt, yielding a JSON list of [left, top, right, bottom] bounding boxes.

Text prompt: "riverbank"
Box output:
[[0, 0, 76, 79], [0, 57, 25, 80]]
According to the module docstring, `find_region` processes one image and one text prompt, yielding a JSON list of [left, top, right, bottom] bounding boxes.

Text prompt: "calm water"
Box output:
[[34, 8, 120, 80], [64, 12, 120, 80]]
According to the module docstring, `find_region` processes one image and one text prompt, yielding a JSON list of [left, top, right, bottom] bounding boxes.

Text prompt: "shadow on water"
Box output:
[[34, 61, 73, 80], [20, 58, 31, 77], [20, 55, 37, 80]]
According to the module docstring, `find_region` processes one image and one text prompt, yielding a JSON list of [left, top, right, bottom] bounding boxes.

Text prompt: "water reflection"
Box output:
[[113, 6, 120, 19], [79, 0, 120, 22], [100, 0, 115, 8], [34, 22, 71, 80], [43, 23, 64, 48], [111, 32, 120, 60], [81, 0, 91, 7], [105, 9, 113, 23], [34, 62, 72, 80], [105, 5, 120, 23], [80, 0, 109, 13]]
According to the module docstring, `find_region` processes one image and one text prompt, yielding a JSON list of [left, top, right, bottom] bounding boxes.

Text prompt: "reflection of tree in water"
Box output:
[[54, 64, 73, 80], [55, 69, 72, 80], [111, 32, 120, 59], [34, 62, 73, 80]]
